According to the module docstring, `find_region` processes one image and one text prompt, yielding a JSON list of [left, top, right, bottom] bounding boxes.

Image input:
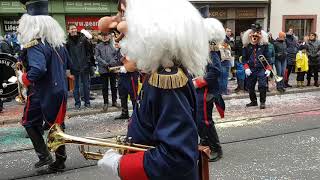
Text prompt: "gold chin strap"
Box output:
[[148, 68, 188, 89]]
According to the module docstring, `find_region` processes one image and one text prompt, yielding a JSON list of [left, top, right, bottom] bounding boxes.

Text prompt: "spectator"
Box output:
[[306, 32, 320, 87], [219, 40, 232, 95], [234, 56, 245, 93], [274, 32, 287, 93], [285, 28, 299, 87], [66, 24, 91, 109], [95, 32, 118, 111], [225, 28, 236, 81], [295, 45, 309, 88], [0, 35, 13, 54]]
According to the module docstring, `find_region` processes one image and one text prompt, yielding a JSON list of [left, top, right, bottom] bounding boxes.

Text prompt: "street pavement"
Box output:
[[0, 91, 319, 180]]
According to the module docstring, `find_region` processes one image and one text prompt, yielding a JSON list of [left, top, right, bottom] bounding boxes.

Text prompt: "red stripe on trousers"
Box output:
[[21, 93, 32, 125], [203, 88, 209, 127], [55, 99, 66, 125], [131, 77, 137, 100]]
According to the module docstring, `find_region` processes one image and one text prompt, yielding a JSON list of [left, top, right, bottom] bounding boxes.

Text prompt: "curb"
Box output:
[[1, 87, 319, 126]]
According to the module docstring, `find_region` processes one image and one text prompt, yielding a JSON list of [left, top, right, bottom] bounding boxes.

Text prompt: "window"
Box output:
[[283, 15, 317, 41]]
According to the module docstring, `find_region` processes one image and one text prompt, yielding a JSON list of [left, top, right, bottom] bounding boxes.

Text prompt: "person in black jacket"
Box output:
[[66, 24, 92, 109], [274, 32, 287, 92], [306, 32, 320, 87], [285, 28, 299, 87]]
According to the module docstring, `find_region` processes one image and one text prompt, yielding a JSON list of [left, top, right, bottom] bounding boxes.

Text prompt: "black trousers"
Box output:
[[307, 65, 319, 82], [100, 73, 118, 104], [297, 72, 306, 81], [286, 64, 295, 83]]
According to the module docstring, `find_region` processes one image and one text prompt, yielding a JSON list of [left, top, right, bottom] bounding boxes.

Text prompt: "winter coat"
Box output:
[[66, 33, 91, 74], [0, 40, 13, 54], [285, 34, 299, 65], [273, 39, 287, 62], [268, 43, 275, 64], [95, 41, 117, 74], [306, 40, 320, 65], [295, 51, 309, 72]]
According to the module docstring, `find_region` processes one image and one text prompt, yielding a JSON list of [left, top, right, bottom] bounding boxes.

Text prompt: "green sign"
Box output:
[[65, 1, 117, 13], [0, 1, 25, 13]]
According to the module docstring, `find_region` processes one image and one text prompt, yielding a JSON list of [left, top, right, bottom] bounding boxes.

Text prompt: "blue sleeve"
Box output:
[[242, 47, 248, 64], [204, 52, 221, 83], [26, 45, 47, 82], [143, 88, 198, 178]]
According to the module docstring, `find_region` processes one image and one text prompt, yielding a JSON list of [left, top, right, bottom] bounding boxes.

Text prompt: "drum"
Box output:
[[0, 53, 18, 99]]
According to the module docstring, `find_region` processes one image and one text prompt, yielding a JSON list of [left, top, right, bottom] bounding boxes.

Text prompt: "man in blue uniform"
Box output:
[[97, 0, 210, 179], [242, 24, 271, 109], [17, 0, 70, 171], [194, 14, 226, 162]]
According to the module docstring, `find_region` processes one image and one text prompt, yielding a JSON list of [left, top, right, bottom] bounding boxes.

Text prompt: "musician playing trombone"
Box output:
[[97, 0, 209, 179], [242, 24, 271, 109], [17, 0, 71, 172]]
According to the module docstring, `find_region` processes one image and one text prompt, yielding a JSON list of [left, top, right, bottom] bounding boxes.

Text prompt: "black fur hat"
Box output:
[[19, 0, 48, 16], [198, 5, 209, 18]]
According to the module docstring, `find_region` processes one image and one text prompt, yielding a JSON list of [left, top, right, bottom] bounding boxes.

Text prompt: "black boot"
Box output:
[[307, 80, 311, 86], [25, 127, 53, 168], [315, 81, 319, 87], [206, 126, 223, 162], [49, 145, 67, 172], [115, 98, 129, 120], [246, 92, 258, 107], [260, 89, 267, 109]]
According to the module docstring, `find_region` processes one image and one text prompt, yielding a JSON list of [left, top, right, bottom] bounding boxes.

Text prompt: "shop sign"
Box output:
[[0, 1, 25, 13], [65, 1, 113, 13], [66, 16, 102, 31], [3, 18, 19, 33], [209, 9, 227, 18], [236, 8, 257, 18]]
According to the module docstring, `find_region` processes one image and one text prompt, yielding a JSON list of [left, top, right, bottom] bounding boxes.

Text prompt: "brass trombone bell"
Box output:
[[258, 55, 283, 83], [47, 124, 153, 160]]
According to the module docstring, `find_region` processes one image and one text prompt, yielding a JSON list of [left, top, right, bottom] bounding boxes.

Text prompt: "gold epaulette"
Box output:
[[148, 68, 188, 89], [24, 39, 39, 49]]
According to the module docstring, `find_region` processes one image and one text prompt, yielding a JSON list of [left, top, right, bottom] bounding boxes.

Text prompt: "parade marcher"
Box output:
[[285, 28, 299, 87], [97, 0, 209, 179], [306, 32, 320, 87], [295, 45, 309, 87], [193, 11, 225, 162], [95, 32, 118, 111], [274, 32, 287, 93], [66, 24, 92, 109], [242, 24, 271, 109], [17, 0, 70, 171]]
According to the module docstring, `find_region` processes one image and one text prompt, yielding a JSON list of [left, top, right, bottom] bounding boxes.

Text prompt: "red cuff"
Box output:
[[244, 63, 249, 70], [119, 152, 148, 180], [195, 78, 208, 88], [266, 65, 272, 71], [22, 73, 31, 87]]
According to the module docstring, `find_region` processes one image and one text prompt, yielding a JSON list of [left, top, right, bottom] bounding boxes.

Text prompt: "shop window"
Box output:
[[283, 15, 317, 40]]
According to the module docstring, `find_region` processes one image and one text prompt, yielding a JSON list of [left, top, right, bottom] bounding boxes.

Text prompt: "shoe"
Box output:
[[307, 80, 311, 86], [315, 82, 319, 87], [115, 113, 129, 120], [260, 103, 266, 109], [208, 148, 223, 162], [48, 161, 66, 172], [112, 102, 120, 107], [75, 105, 81, 110], [84, 104, 91, 108], [246, 101, 258, 107], [81, 97, 85, 102], [103, 104, 108, 111], [35, 155, 54, 168]]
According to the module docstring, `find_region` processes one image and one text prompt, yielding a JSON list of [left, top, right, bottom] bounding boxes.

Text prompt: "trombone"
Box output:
[[258, 55, 283, 82], [47, 124, 154, 160]]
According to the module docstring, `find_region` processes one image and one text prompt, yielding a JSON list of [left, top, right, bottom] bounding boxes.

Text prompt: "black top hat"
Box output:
[[198, 5, 209, 18], [251, 23, 262, 32], [19, 0, 48, 16]]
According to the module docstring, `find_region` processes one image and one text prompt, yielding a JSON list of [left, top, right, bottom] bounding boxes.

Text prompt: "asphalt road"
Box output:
[[0, 91, 320, 180]]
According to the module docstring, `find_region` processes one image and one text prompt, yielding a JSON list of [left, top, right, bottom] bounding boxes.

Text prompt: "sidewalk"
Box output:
[[1, 73, 319, 125]]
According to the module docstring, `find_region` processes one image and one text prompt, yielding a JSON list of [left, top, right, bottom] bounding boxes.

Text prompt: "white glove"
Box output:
[[265, 70, 271, 77], [193, 80, 198, 89], [17, 70, 24, 85], [119, 66, 127, 74], [80, 29, 93, 39], [245, 69, 252, 76], [98, 149, 122, 180]]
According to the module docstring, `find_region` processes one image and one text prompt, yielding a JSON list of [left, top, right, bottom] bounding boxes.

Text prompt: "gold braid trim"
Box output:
[[24, 40, 39, 49], [148, 68, 188, 89]]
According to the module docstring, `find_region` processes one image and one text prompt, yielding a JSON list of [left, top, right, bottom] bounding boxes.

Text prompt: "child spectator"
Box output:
[[295, 45, 309, 87], [235, 56, 246, 93]]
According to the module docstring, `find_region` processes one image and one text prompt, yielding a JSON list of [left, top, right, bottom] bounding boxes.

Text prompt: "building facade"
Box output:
[[270, 0, 319, 41], [191, 0, 270, 41], [0, 0, 118, 36]]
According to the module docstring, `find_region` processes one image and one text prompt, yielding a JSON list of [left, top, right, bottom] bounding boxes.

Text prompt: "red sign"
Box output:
[[65, 16, 102, 31]]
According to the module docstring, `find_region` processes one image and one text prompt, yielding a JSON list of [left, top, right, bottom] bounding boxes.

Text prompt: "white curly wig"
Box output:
[[122, 0, 209, 76], [203, 18, 226, 44], [242, 29, 269, 47], [17, 14, 66, 48]]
